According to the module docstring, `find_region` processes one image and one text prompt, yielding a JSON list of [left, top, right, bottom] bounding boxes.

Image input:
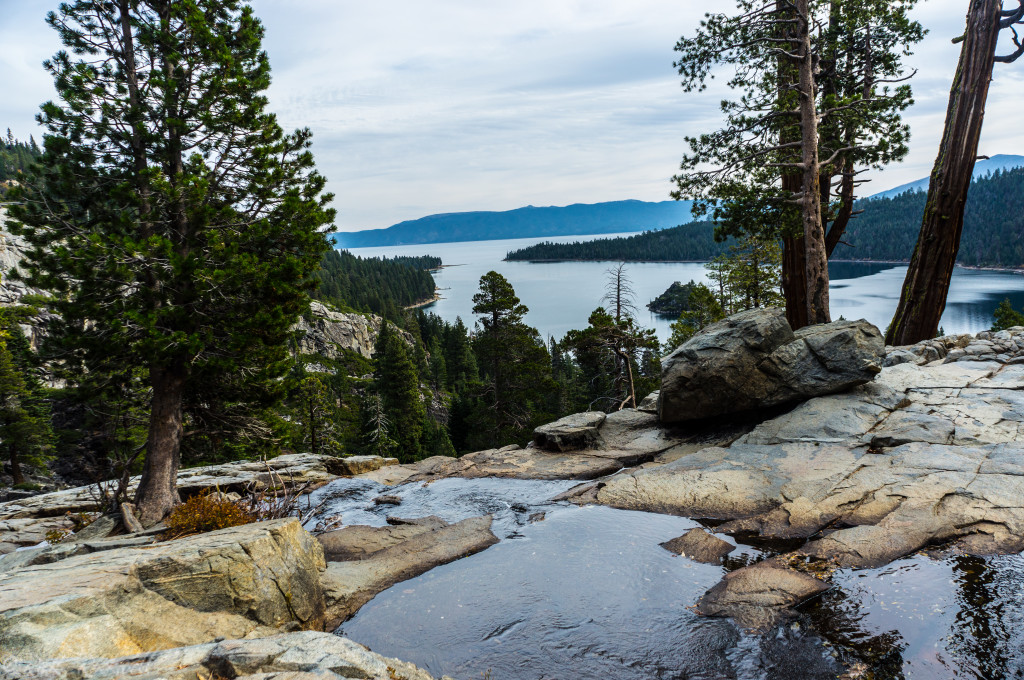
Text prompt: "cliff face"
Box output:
[[293, 300, 414, 360], [0, 207, 51, 352]]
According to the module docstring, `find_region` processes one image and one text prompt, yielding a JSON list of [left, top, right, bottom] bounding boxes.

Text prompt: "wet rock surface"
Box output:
[[658, 308, 884, 423], [321, 515, 498, 629], [0, 518, 325, 660], [596, 350, 1024, 624], [660, 528, 735, 564], [0, 631, 448, 680], [696, 562, 830, 629]]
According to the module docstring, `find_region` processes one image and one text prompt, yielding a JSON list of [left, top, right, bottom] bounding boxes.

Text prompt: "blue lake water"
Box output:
[[346, 234, 1024, 342]]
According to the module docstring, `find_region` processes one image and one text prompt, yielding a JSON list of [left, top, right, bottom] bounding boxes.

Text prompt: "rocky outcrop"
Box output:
[[594, 353, 1024, 624], [534, 411, 606, 451], [886, 327, 1024, 366], [0, 207, 54, 352], [658, 308, 885, 423], [362, 409, 736, 486], [321, 515, 498, 629], [0, 631, 449, 679], [293, 300, 415, 360], [0, 518, 325, 661]]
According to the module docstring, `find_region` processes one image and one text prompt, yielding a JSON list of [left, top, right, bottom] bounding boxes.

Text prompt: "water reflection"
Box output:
[[311, 477, 1024, 680], [347, 236, 1024, 342]]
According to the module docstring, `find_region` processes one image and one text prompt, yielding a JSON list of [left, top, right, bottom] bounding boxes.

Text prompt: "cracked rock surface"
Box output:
[[0, 631, 450, 679], [0, 518, 325, 661], [596, 345, 1024, 626]]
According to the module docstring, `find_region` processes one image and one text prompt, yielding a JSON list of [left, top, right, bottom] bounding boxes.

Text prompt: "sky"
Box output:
[[1, 1, 1022, 232]]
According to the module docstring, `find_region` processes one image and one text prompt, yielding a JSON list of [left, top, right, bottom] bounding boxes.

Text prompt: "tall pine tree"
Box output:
[[10, 1, 334, 523], [371, 322, 425, 462], [469, 272, 554, 447]]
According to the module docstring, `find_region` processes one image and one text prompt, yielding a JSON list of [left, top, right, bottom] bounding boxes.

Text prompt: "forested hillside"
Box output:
[[314, 250, 440, 321], [507, 167, 1024, 267], [841, 167, 1024, 266]]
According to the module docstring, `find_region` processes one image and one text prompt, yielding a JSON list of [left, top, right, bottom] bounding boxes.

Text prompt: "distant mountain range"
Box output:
[[332, 200, 697, 248], [331, 155, 1024, 248]]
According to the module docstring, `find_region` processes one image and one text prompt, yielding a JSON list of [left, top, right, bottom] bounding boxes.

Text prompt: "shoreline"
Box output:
[[503, 255, 1024, 274], [404, 291, 442, 310]]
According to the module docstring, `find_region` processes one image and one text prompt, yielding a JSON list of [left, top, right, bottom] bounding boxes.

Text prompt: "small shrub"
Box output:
[[164, 492, 255, 539], [13, 482, 43, 491], [45, 528, 71, 544]]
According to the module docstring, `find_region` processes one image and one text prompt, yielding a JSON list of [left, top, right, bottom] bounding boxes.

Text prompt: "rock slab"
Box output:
[[321, 515, 498, 629], [660, 528, 734, 564], [0, 518, 326, 661], [0, 631, 448, 679], [533, 412, 606, 451], [658, 308, 884, 423]]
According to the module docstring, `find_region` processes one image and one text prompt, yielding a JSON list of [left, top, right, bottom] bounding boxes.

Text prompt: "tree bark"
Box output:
[[886, 0, 1001, 345], [9, 446, 24, 486], [797, 0, 831, 326], [134, 364, 187, 525], [778, 0, 810, 330]]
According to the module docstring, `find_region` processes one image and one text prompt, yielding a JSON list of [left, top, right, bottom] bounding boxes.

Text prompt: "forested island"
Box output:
[[506, 167, 1024, 268]]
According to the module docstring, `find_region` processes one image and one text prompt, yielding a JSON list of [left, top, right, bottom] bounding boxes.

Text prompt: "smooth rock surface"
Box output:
[[533, 411, 606, 451], [322, 515, 498, 629], [658, 308, 884, 423], [660, 528, 734, 564], [317, 516, 448, 561], [0, 631, 448, 679], [0, 518, 325, 660], [696, 564, 830, 629]]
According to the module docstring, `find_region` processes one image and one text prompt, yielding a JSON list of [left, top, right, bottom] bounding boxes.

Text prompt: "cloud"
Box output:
[[1, 0, 1021, 230]]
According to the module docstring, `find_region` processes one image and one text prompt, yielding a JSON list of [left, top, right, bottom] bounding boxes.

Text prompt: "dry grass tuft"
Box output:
[[165, 492, 255, 539]]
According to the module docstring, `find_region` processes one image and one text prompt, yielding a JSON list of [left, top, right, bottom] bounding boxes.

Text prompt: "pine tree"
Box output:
[[992, 299, 1024, 332], [10, 1, 334, 523], [672, 0, 922, 328], [0, 284, 52, 486], [469, 272, 555, 446], [887, 0, 1024, 344], [372, 322, 425, 462]]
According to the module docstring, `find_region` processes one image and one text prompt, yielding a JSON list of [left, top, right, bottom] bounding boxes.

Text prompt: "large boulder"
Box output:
[[658, 308, 884, 423], [0, 631, 447, 680], [0, 518, 326, 661]]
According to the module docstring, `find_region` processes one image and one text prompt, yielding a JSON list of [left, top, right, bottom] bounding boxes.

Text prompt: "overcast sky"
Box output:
[[1, 1, 1022, 231]]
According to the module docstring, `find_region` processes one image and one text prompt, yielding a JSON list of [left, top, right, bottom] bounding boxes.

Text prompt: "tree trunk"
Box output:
[[886, 0, 1001, 345], [134, 364, 187, 525], [778, 0, 810, 330], [9, 446, 24, 486], [797, 0, 830, 325]]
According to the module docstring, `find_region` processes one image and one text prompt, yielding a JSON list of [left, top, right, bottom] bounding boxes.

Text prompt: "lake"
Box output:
[[346, 234, 1024, 341]]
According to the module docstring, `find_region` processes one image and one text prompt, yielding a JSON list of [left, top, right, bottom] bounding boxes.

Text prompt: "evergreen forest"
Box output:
[[506, 167, 1024, 268]]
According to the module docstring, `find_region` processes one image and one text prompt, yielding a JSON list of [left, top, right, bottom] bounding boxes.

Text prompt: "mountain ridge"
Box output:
[[332, 155, 1024, 248]]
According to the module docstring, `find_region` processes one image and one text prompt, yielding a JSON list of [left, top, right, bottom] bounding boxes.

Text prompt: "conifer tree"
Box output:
[[672, 0, 922, 328], [470, 272, 554, 446], [371, 322, 425, 462], [11, 1, 334, 523], [887, 0, 1024, 344], [0, 281, 53, 486]]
